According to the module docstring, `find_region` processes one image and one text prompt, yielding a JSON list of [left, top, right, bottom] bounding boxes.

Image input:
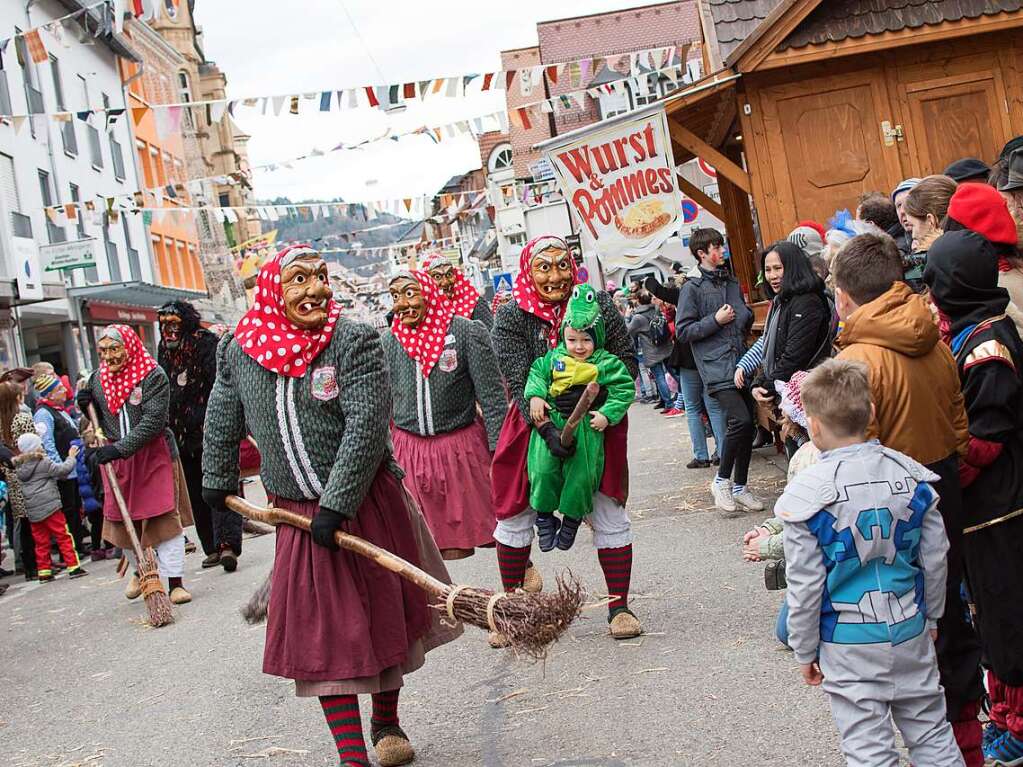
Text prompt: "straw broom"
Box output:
[[226, 496, 584, 659], [87, 404, 174, 627]]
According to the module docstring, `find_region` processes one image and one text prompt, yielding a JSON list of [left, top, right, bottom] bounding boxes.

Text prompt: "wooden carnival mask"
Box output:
[[389, 277, 427, 328], [158, 313, 183, 348], [97, 336, 128, 375], [427, 262, 456, 299], [530, 247, 574, 304], [281, 255, 332, 330]]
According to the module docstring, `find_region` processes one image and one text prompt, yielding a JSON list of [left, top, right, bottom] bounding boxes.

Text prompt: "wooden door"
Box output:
[[901, 72, 1013, 175], [757, 69, 903, 238]]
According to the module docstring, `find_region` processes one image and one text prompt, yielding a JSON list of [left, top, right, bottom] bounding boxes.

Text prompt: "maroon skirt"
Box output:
[[102, 436, 175, 522], [391, 421, 495, 551], [263, 466, 442, 682], [491, 406, 629, 521]]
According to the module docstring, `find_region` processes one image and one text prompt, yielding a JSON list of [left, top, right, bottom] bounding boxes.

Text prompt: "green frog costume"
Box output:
[[524, 284, 635, 521]]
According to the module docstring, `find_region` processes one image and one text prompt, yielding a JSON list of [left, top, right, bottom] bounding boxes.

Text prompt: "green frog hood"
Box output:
[[561, 284, 605, 348]]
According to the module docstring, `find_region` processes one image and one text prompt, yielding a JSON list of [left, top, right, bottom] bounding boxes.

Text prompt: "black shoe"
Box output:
[[536, 513, 561, 552], [653, 402, 666, 410], [68, 567, 89, 579], [220, 549, 239, 573], [686, 458, 712, 469], [38, 573, 54, 583], [24, 570, 37, 582], [711, 454, 720, 466], [752, 426, 773, 449], [556, 517, 581, 550], [201, 552, 221, 569]]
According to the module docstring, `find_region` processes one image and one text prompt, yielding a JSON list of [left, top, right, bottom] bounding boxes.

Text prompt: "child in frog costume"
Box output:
[[525, 284, 635, 551]]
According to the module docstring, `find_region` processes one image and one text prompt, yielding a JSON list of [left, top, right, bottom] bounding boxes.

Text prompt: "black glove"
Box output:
[[552, 385, 609, 418], [0, 445, 12, 470], [202, 487, 231, 515], [538, 422, 575, 459], [310, 506, 346, 550], [76, 388, 94, 415], [95, 445, 121, 464]]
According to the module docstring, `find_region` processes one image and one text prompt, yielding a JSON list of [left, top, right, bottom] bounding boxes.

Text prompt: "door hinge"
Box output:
[[881, 120, 905, 146]]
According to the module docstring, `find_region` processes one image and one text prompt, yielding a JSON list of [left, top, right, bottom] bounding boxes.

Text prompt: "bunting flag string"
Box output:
[[35, 59, 696, 217], [0, 40, 697, 119]]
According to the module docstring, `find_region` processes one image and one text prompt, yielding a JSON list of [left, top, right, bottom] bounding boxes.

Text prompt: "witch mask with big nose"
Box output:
[[281, 255, 332, 330], [530, 248, 574, 304], [389, 277, 427, 328]]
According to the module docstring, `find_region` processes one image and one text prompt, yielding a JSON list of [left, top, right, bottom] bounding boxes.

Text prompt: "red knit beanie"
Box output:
[[947, 182, 1017, 245]]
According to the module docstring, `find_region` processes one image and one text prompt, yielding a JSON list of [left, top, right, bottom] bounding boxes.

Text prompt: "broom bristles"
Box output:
[[139, 549, 174, 628], [241, 569, 273, 624]]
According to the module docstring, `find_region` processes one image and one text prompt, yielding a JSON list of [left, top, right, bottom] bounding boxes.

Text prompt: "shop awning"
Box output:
[[67, 281, 208, 310]]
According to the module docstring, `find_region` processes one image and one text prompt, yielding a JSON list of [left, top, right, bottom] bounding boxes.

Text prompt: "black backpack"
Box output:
[[648, 313, 671, 346]]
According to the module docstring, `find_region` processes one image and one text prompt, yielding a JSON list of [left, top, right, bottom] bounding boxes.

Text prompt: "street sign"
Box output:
[[40, 238, 97, 272], [681, 199, 699, 223], [492, 272, 513, 293]]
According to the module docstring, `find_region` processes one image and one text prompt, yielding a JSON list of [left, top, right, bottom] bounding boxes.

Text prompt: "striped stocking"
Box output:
[[371, 688, 400, 736], [496, 542, 530, 591], [597, 544, 633, 614], [319, 695, 368, 766]]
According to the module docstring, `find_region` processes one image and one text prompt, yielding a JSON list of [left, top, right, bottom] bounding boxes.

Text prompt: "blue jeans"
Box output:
[[648, 361, 673, 408], [776, 599, 790, 647], [678, 367, 726, 461]]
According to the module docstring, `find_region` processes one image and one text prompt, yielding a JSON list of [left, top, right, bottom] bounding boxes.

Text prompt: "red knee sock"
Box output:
[[496, 542, 530, 592], [598, 544, 633, 613], [319, 695, 368, 766], [952, 700, 984, 767], [370, 688, 400, 734]]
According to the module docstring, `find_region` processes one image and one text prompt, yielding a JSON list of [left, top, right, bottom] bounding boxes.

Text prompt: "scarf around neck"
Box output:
[[389, 270, 455, 377], [512, 235, 577, 347], [99, 324, 158, 414], [234, 244, 342, 378]]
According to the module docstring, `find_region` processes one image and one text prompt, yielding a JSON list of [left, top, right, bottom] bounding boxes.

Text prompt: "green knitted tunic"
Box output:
[[83, 367, 177, 458], [202, 318, 396, 519], [381, 315, 506, 451]]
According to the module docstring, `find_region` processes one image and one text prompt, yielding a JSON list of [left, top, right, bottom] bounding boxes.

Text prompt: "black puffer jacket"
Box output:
[[753, 291, 832, 395]]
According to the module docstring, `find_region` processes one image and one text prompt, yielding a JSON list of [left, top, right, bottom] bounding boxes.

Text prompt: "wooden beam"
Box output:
[[667, 117, 751, 194], [676, 174, 724, 220], [756, 11, 1023, 71]]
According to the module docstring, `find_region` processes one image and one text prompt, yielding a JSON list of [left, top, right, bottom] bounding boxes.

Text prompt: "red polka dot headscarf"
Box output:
[[512, 235, 577, 347], [98, 324, 158, 414], [420, 251, 481, 319], [389, 270, 454, 377], [235, 244, 342, 378]]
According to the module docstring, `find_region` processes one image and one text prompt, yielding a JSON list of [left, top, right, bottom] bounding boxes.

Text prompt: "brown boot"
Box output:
[[124, 573, 142, 600], [170, 586, 192, 604], [521, 563, 543, 593], [372, 725, 415, 767], [609, 608, 642, 640]]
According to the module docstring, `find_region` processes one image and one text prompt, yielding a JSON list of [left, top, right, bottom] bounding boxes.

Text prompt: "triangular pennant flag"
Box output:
[[403, 198, 413, 213], [319, 91, 332, 111], [209, 100, 228, 124], [24, 29, 47, 64], [289, 95, 299, 114], [481, 72, 495, 91], [418, 80, 431, 100], [271, 95, 287, 115], [571, 91, 587, 110], [545, 65, 559, 85], [403, 82, 416, 100], [444, 77, 458, 97]]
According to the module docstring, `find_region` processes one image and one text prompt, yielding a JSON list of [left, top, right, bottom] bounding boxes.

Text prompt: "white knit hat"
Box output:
[[16, 432, 42, 454]]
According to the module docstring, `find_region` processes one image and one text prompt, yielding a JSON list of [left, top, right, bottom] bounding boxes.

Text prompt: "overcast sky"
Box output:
[[191, 0, 653, 204]]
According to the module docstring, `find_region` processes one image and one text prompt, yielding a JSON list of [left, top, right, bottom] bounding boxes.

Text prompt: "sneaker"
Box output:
[[556, 518, 581, 550], [986, 730, 1023, 765], [653, 402, 667, 410], [68, 567, 89, 579], [984, 722, 1007, 753], [711, 480, 738, 515], [201, 552, 221, 569], [90, 549, 107, 562], [686, 458, 711, 469], [536, 514, 560, 553], [184, 537, 197, 554], [38, 572, 55, 583], [662, 408, 685, 418], [733, 489, 765, 512]]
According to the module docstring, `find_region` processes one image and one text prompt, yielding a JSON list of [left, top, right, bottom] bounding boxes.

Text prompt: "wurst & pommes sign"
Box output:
[[544, 106, 682, 266]]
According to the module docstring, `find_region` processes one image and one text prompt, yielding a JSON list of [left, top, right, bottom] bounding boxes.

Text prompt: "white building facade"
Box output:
[[0, 0, 150, 378]]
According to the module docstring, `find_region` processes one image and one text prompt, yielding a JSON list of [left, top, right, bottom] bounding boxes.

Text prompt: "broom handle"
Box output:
[[87, 404, 148, 565], [225, 495, 450, 598], [560, 381, 600, 447]]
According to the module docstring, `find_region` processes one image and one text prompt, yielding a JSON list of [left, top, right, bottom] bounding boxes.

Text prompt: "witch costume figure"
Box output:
[[201, 244, 460, 767], [158, 300, 244, 572], [924, 230, 1023, 765], [381, 270, 506, 560], [490, 235, 642, 643], [76, 324, 195, 606], [420, 251, 492, 329]]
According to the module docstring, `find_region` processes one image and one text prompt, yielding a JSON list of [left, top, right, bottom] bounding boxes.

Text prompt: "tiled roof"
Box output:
[[706, 0, 784, 62], [781, 0, 1023, 49]]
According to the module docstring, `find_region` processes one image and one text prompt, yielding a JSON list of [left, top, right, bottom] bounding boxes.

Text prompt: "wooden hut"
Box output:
[[668, 0, 1023, 290]]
